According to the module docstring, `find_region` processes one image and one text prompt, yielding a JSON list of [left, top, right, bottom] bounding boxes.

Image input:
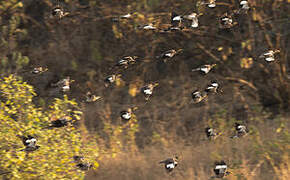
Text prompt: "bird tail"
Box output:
[[191, 68, 200, 72], [159, 160, 166, 164], [231, 135, 238, 139]]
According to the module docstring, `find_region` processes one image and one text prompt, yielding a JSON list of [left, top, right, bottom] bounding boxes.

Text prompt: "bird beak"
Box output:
[[132, 107, 138, 111], [177, 49, 183, 53]]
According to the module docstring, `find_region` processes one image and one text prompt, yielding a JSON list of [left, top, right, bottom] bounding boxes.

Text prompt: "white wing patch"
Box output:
[[265, 56, 275, 62], [215, 165, 227, 169], [144, 89, 152, 95], [166, 163, 175, 169], [191, 19, 199, 28], [122, 113, 131, 120], [165, 53, 173, 57], [201, 67, 210, 73], [173, 16, 182, 21]]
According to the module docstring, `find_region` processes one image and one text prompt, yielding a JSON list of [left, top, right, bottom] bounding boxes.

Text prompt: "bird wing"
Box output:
[[166, 163, 175, 169]]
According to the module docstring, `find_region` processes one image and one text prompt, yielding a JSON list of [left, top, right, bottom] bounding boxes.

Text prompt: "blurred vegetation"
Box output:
[[0, 75, 98, 179], [0, 0, 289, 179]]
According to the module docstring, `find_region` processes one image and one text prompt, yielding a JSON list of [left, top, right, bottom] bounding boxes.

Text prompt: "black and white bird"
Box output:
[[31, 67, 48, 74], [239, 0, 250, 12], [104, 74, 121, 87], [232, 123, 248, 138], [171, 12, 182, 28], [120, 107, 137, 121], [207, 0, 216, 8], [158, 49, 182, 62], [205, 127, 220, 140], [51, 6, 68, 19], [112, 13, 132, 21], [120, 13, 131, 19], [200, 0, 216, 8], [192, 90, 207, 103], [259, 50, 280, 62], [52, 76, 74, 92], [205, 81, 220, 94], [115, 56, 138, 68], [183, 13, 199, 28], [138, 23, 157, 30], [192, 64, 216, 74], [52, 6, 63, 18], [213, 161, 231, 178], [141, 83, 159, 100], [219, 13, 236, 29], [159, 156, 178, 172], [17, 135, 40, 152]]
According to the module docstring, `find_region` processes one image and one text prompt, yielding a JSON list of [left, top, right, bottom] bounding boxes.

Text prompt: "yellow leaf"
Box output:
[[115, 78, 125, 87], [247, 44, 252, 51], [240, 57, 253, 69], [276, 128, 282, 133], [93, 162, 99, 168], [222, 54, 227, 61], [241, 42, 246, 49], [128, 83, 138, 97]]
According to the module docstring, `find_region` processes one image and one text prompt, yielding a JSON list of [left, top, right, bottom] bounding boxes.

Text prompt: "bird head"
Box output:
[[153, 82, 159, 87], [211, 64, 217, 68], [130, 107, 138, 112], [176, 49, 183, 54], [173, 154, 179, 161], [225, 171, 232, 176]]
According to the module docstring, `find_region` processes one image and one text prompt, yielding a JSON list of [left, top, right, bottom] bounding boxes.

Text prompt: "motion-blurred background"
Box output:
[[0, 0, 289, 179]]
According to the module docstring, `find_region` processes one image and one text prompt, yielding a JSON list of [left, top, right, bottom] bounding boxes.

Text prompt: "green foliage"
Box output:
[[0, 75, 98, 179]]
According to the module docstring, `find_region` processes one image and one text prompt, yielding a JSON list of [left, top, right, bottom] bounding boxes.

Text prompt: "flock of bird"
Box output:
[[16, 0, 282, 178]]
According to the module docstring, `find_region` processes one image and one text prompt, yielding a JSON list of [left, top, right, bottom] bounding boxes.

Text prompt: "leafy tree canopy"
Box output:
[[0, 75, 98, 179]]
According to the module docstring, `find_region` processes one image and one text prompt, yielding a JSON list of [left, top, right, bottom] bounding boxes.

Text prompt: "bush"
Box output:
[[0, 75, 98, 179]]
